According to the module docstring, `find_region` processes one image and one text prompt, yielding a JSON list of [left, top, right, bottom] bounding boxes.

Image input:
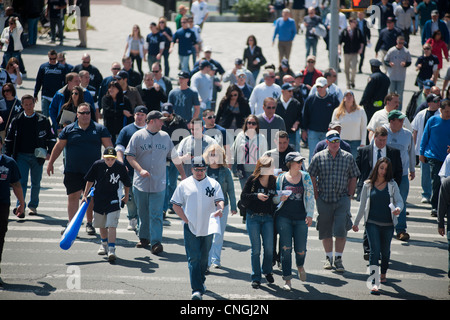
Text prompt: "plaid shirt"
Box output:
[[308, 148, 360, 203]]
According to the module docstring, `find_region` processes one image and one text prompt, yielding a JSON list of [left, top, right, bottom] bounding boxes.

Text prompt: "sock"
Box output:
[[101, 238, 108, 244], [326, 252, 333, 260], [335, 252, 342, 259], [108, 243, 115, 248]]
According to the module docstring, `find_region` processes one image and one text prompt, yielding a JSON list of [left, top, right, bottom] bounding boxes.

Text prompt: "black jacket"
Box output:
[[275, 97, 303, 134], [243, 45, 267, 73], [355, 144, 403, 199], [5, 111, 56, 163], [101, 95, 132, 136]]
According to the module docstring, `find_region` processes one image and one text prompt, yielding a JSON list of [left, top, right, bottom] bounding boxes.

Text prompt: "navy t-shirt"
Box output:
[[416, 54, 439, 80], [0, 154, 21, 205], [84, 159, 132, 214], [172, 28, 197, 56], [146, 32, 164, 56], [115, 123, 143, 176], [58, 120, 111, 174]]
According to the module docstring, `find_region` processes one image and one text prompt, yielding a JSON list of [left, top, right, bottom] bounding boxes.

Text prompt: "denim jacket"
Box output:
[[209, 167, 237, 211], [273, 170, 315, 218]]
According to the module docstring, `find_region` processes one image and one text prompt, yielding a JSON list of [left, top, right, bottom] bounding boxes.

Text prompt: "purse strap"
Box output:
[[3, 98, 17, 131]]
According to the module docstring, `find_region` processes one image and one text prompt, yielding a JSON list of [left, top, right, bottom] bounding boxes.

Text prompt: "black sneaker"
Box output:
[[151, 242, 163, 255], [265, 273, 274, 284], [251, 281, 260, 289], [86, 222, 96, 235]]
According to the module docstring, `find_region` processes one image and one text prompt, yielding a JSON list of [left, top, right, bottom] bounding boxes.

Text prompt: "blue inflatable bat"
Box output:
[[60, 188, 95, 250]]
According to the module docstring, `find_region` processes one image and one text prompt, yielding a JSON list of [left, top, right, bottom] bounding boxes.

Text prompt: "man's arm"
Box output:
[[11, 181, 25, 214], [46, 139, 67, 175], [126, 155, 150, 178]]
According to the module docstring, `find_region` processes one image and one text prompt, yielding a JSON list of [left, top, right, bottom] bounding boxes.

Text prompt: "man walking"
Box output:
[[125, 110, 186, 253], [272, 8, 297, 65], [420, 100, 450, 217], [171, 157, 224, 300], [34, 49, 68, 117], [47, 103, 112, 235], [308, 130, 360, 272], [384, 36, 412, 109], [5, 95, 56, 216]]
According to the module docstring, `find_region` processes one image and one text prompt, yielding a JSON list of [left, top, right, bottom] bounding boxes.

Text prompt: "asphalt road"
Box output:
[[0, 2, 449, 304]]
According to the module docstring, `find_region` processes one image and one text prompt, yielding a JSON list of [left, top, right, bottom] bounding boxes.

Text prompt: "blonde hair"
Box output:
[[334, 93, 360, 120], [203, 144, 227, 168]]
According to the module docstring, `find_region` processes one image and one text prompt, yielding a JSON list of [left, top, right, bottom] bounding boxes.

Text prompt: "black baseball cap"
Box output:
[[147, 110, 167, 121], [103, 146, 117, 158]]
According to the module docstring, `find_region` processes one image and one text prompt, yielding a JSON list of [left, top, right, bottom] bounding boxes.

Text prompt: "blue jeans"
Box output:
[[16, 153, 43, 209], [28, 18, 39, 46], [179, 55, 190, 72], [344, 140, 360, 159], [276, 215, 308, 280], [307, 130, 326, 163], [288, 131, 301, 152], [126, 185, 138, 221], [133, 187, 165, 245], [184, 223, 213, 294], [420, 161, 432, 200], [209, 205, 229, 266], [305, 37, 318, 58], [163, 162, 179, 212], [366, 222, 394, 274], [246, 212, 274, 282], [41, 98, 51, 118], [396, 174, 409, 233]]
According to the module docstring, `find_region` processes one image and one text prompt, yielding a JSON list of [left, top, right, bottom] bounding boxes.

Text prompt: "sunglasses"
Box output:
[[193, 167, 206, 172], [205, 115, 216, 119], [78, 111, 91, 115], [328, 140, 340, 144], [72, 92, 79, 96], [247, 121, 257, 125], [265, 106, 276, 110], [423, 48, 431, 50]]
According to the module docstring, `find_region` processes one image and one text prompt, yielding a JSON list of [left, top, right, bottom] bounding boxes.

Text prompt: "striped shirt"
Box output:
[[308, 148, 360, 203]]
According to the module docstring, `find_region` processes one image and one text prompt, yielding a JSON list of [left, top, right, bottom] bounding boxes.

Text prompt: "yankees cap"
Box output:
[[103, 146, 117, 158]]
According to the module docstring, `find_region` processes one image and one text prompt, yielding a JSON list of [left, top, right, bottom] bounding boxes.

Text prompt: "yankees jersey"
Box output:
[[84, 159, 132, 214], [170, 175, 224, 237]]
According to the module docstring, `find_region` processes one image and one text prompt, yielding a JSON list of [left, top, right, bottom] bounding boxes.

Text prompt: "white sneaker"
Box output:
[[97, 243, 108, 255], [108, 247, 116, 262], [191, 291, 202, 300], [127, 218, 137, 231]]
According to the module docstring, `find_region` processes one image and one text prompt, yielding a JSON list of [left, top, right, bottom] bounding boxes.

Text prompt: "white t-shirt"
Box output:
[[171, 175, 224, 237], [249, 82, 282, 115], [367, 108, 412, 136], [191, 1, 208, 26]]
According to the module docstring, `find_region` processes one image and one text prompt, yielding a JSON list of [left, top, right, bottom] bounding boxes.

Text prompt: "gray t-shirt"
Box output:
[[168, 87, 200, 121], [190, 71, 213, 104], [125, 128, 176, 193], [384, 46, 411, 81]]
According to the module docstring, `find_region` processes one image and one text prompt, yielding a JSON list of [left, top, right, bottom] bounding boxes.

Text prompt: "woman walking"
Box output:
[[240, 155, 277, 289], [274, 152, 315, 290], [353, 157, 403, 294]]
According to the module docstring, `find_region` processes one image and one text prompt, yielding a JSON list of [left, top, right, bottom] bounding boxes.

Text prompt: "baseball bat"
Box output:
[[60, 188, 95, 250]]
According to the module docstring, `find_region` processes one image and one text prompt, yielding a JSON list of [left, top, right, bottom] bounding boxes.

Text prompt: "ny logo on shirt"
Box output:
[[205, 186, 215, 197], [110, 173, 120, 184]]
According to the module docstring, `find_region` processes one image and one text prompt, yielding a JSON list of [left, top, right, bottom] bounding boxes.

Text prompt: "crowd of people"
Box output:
[[0, 0, 449, 299]]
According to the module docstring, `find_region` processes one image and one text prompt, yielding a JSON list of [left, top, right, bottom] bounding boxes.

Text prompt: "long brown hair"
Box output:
[[252, 155, 275, 185], [366, 157, 393, 185]]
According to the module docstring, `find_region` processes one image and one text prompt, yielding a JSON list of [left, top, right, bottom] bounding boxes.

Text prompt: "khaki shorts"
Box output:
[[93, 210, 120, 228]]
